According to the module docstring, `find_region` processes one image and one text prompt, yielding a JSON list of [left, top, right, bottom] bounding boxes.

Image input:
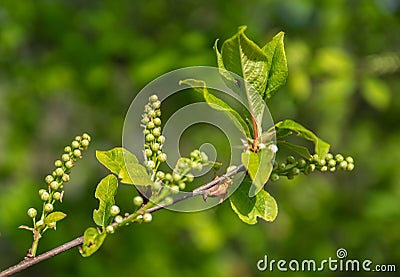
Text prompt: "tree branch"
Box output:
[[0, 164, 246, 276]]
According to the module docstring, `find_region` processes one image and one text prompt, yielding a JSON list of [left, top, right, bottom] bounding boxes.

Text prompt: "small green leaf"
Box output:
[[262, 32, 288, 99], [230, 176, 278, 224], [241, 148, 274, 197], [275, 119, 330, 158], [119, 163, 153, 185], [96, 148, 139, 175], [44, 211, 67, 224], [180, 78, 251, 137], [93, 174, 118, 227], [80, 227, 107, 257], [277, 140, 312, 159]]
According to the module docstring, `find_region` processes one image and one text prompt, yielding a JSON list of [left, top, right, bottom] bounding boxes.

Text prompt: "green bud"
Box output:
[[335, 154, 344, 162], [165, 173, 173, 182], [39, 189, 47, 196], [319, 159, 326, 166], [82, 133, 91, 142], [190, 150, 201, 160], [320, 166, 328, 172], [186, 173, 194, 182], [347, 163, 355, 171], [144, 149, 153, 157], [170, 185, 180, 194], [65, 160, 74, 169], [48, 222, 56, 229], [110, 205, 120, 216], [153, 118, 161, 126], [133, 196, 144, 206], [339, 161, 348, 170], [278, 163, 286, 171], [45, 175, 54, 184], [178, 182, 186, 190], [291, 167, 300, 175], [106, 225, 114, 234], [346, 156, 354, 164], [50, 181, 59, 190], [152, 127, 161, 137], [62, 154, 70, 162], [146, 160, 155, 169], [312, 154, 319, 162], [55, 160, 63, 167], [64, 146, 72, 153], [75, 136, 82, 142], [143, 213, 152, 223], [173, 173, 182, 182], [152, 100, 161, 109], [192, 163, 203, 171], [53, 192, 61, 201], [81, 139, 90, 148], [298, 159, 307, 168], [151, 143, 160, 151], [147, 121, 155, 129], [71, 140, 80, 149], [44, 203, 54, 213], [287, 156, 296, 164], [155, 110, 161, 117], [27, 208, 37, 218], [146, 133, 155, 142], [36, 220, 44, 228], [73, 149, 82, 158], [149, 94, 158, 102], [326, 153, 334, 160], [309, 164, 316, 172], [55, 167, 64, 177], [329, 166, 336, 172], [158, 153, 167, 162], [271, 173, 280, 182], [156, 171, 165, 180], [141, 117, 150, 124], [62, 174, 70, 182], [41, 191, 50, 201], [157, 135, 166, 144], [328, 159, 336, 168], [115, 215, 123, 224]]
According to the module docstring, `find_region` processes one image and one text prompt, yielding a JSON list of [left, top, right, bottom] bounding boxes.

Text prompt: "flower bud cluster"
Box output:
[[141, 94, 166, 172], [27, 133, 91, 231], [270, 153, 355, 181], [155, 150, 209, 192]]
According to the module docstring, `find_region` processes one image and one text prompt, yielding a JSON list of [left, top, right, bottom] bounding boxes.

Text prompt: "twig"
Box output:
[[0, 164, 247, 276]]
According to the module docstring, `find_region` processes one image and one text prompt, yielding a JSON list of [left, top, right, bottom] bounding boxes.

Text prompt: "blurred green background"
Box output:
[[1, 0, 399, 276]]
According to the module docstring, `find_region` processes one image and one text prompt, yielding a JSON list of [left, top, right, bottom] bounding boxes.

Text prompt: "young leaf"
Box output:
[[80, 227, 107, 257], [179, 78, 251, 137], [262, 32, 288, 99], [217, 26, 268, 95], [241, 148, 274, 197], [275, 119, 330, 158], [215, 26, 267, 139], [44, 211, 67, 224], [118, 163, 153, 185], [96, 148, 139, 175], [230, 176, 278, 224], [93, 174, 118, 227]]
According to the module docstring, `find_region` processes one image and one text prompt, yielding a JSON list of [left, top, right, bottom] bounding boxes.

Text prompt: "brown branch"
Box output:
[[0, 164, 246, 276]]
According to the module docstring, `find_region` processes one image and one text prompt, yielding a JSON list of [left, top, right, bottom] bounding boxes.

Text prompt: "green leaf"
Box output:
[[275, 119, 330, 158], [230, 176, 278, 225], [277, 140, 312, 159], [80, 227, 107, 257], [262, 32, 288, 99], [119, 163, 153, 185], [215, 26, 267, 138], [93, 174, 118, 227], [241, 148, 274, 197], [96, 147, 139, 175], [218, 26, 268, 95], [44, 211, 67, 224], [179, 78, 251, 137]]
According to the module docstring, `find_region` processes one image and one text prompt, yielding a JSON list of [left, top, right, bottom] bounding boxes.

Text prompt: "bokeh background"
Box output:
[[1, 1, 399, 276]]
